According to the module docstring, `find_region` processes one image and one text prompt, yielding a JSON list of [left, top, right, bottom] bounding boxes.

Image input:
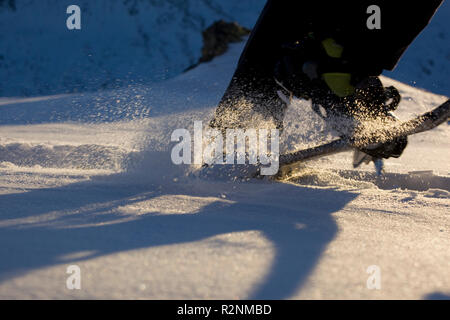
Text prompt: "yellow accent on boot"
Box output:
[[321, 38, 343, 58], [322, 73, 355, 97]]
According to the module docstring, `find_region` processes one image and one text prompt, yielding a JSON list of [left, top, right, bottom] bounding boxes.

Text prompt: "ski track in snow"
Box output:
[[0, 42, 449, 299]]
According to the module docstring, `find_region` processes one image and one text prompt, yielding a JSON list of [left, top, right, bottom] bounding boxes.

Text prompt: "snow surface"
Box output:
[[0, 39, 449, 299], [0, 0, 265, 96]]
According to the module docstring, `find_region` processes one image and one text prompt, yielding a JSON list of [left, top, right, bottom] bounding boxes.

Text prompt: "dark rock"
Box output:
[[185, 20, 250, 72], [200, 20, 250, 63]]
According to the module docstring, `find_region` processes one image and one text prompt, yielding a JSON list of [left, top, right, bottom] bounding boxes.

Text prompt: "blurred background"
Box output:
[[0, 0, 448, 97]]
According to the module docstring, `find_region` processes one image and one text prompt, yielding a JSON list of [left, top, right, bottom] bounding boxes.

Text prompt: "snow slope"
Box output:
[[0, 41, 449, 299], [0, 0, 265, 96]]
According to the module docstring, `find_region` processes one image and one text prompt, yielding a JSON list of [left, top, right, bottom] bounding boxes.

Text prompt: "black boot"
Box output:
[[274, 36, 408, 160]]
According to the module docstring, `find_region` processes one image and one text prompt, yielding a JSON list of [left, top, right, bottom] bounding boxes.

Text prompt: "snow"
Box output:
[[0, 0, 266, 96], [0, 39, 449, 299]]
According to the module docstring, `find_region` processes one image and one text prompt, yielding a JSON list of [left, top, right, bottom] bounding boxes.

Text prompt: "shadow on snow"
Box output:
[[0, 164, 357, 299]]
